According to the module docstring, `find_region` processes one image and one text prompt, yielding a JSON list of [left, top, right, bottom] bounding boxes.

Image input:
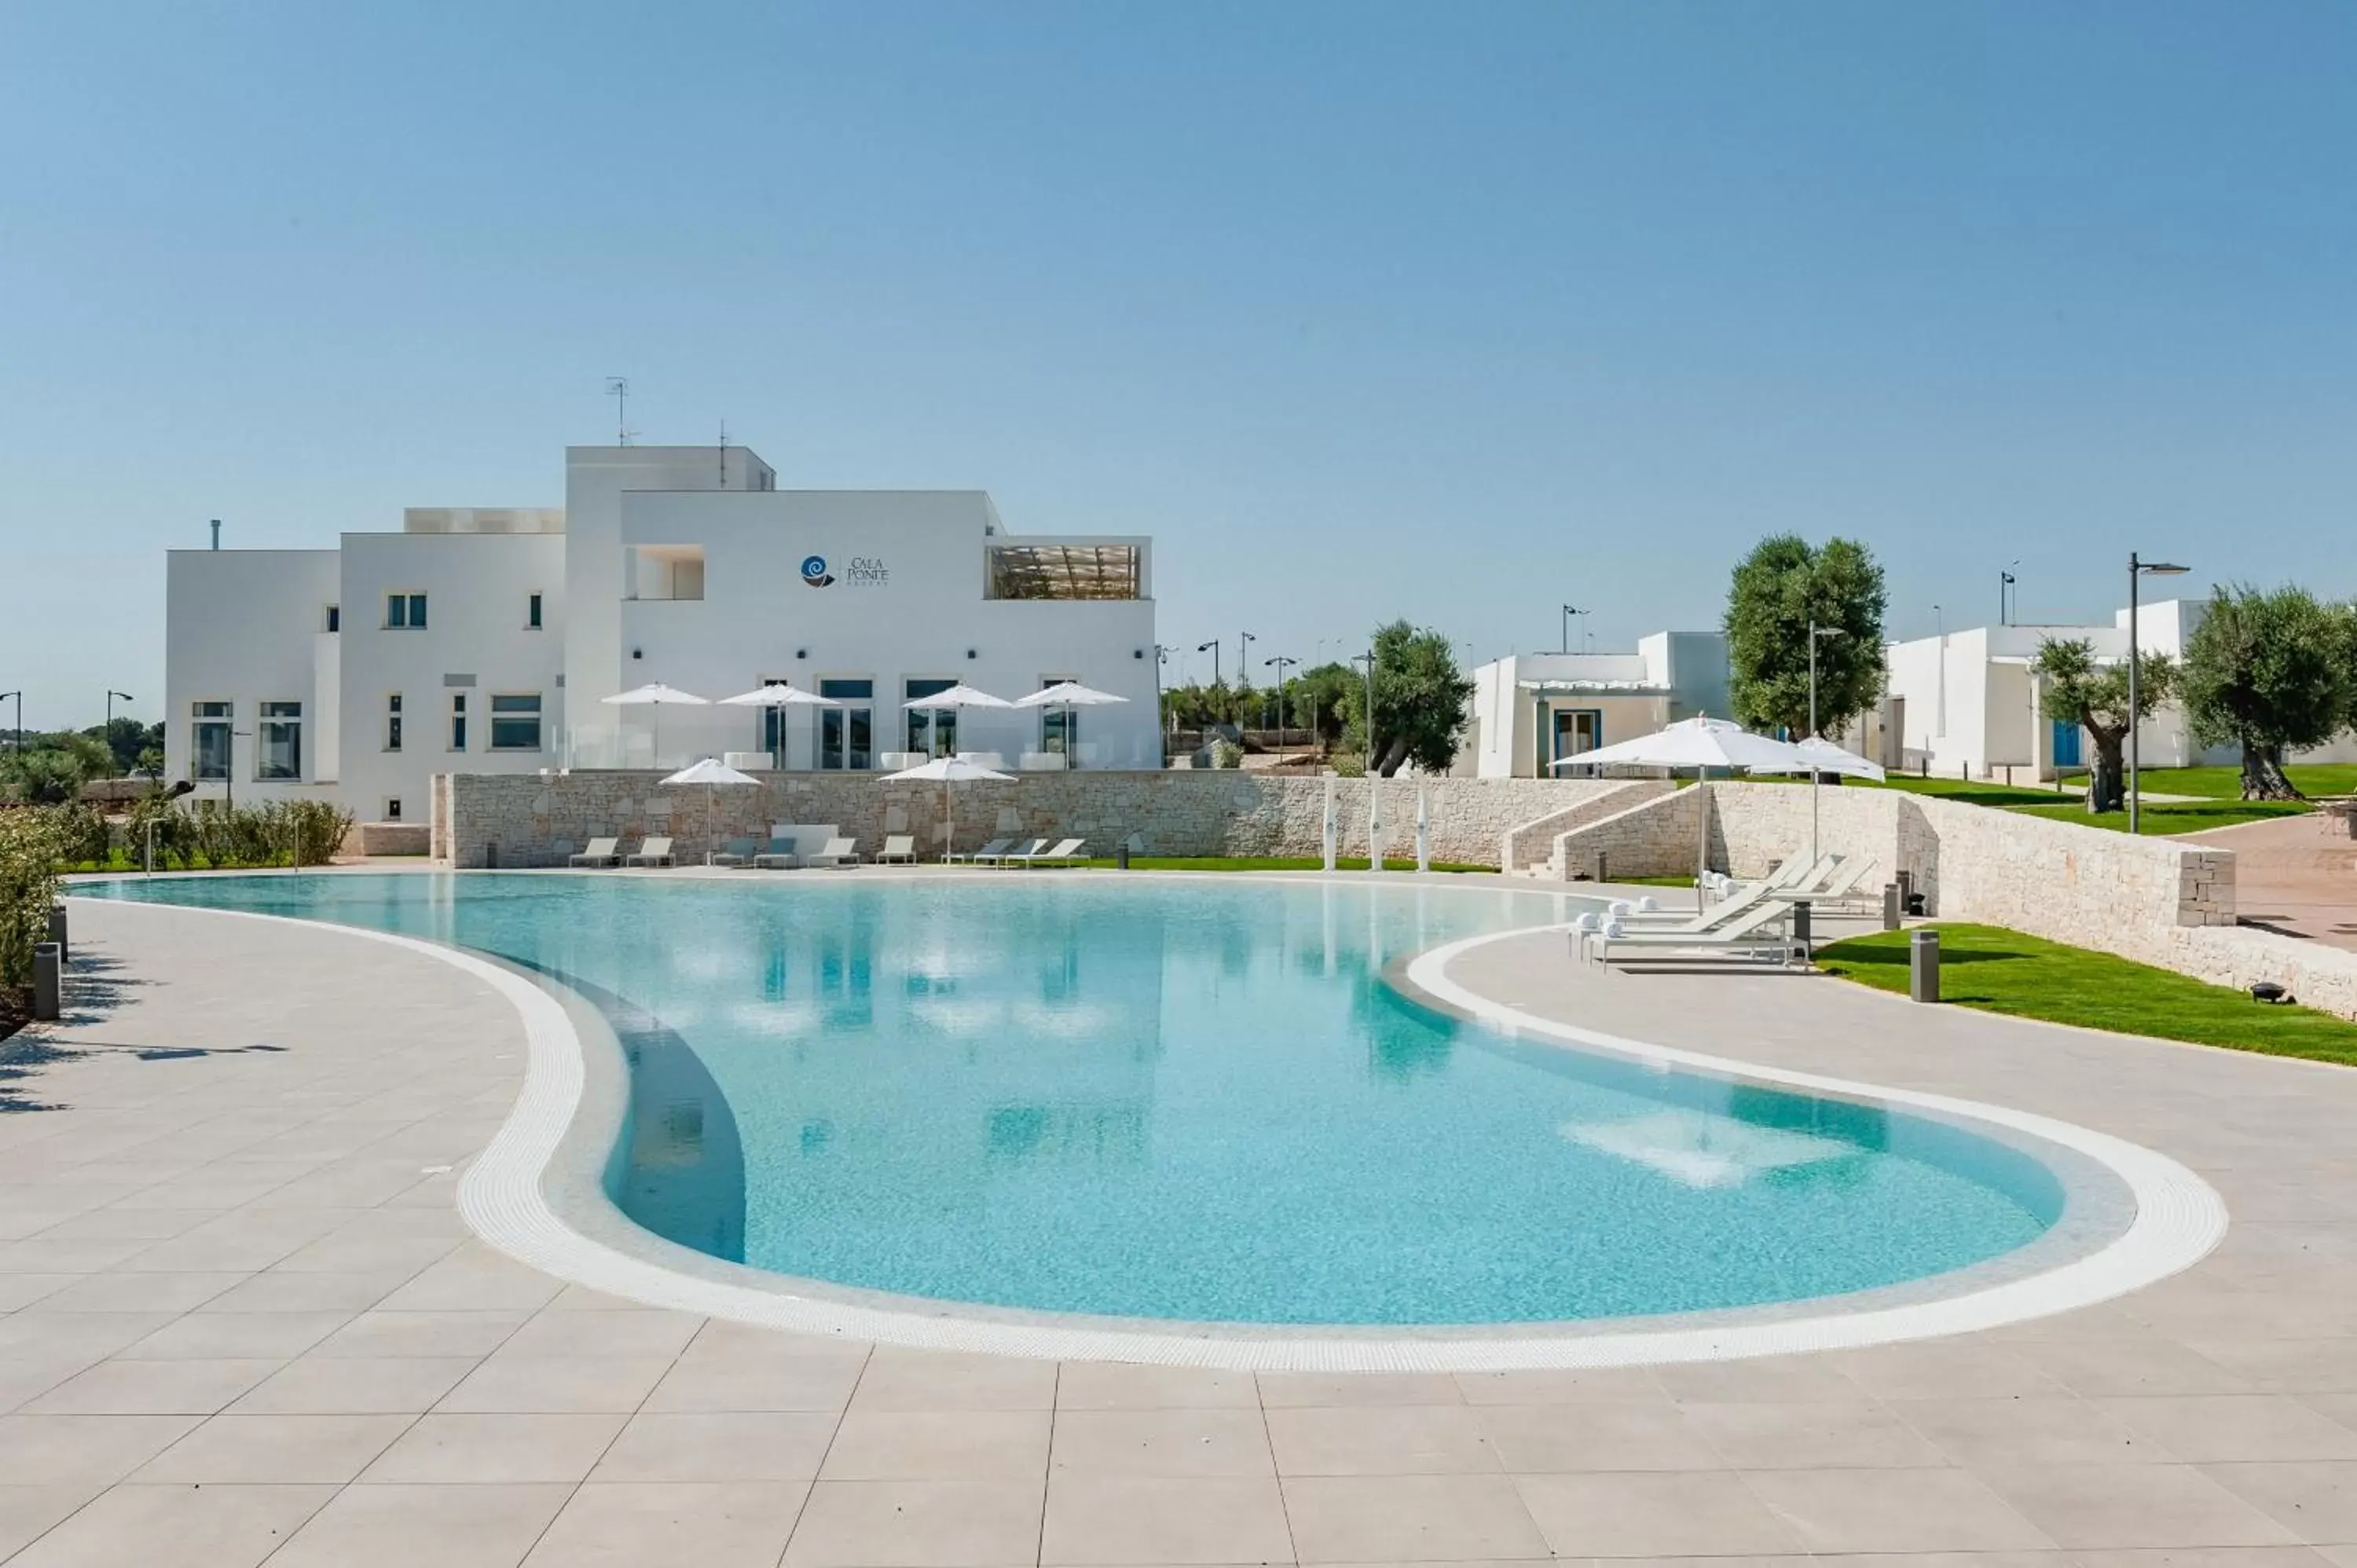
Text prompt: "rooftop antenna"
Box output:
[[718, 418, 728, 485], [209, 518, 221, 551], [605, 377, 633, 446]]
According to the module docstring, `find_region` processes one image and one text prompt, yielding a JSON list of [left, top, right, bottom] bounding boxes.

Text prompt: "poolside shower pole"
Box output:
[[1321, 774, 1337, 872]]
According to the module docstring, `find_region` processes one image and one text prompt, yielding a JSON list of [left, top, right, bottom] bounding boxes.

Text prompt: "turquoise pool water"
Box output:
[[84, 873, 2063, 1325]]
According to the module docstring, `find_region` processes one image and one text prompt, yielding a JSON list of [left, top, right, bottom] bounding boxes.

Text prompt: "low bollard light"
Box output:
[[1116, 843, 1130, 870], [1595, 851, 1609, 884], [46, 905, 66, 965], [31, 943, 62, 1022], [1882, 882, 1901, 931], [1791, 899, 1812, 960], [1910, 928, 1941, 1003]]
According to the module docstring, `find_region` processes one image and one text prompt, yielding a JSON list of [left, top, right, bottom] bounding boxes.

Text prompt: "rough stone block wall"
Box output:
[[437, 771, 1629, 870], [1494, 780, 1673, 874], [1547, 788, 1706, 880]]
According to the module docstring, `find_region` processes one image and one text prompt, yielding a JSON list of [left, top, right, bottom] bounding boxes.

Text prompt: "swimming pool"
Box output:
[[86, 872, 2075, 1328]]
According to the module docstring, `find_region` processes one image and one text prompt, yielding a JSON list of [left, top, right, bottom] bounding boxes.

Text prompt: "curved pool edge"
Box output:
[[69, 881, 2230, 1371]]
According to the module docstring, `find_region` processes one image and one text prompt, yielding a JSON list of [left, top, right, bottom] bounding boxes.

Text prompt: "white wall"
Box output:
[[164, 549, 341, 801], [338, 531, 567, 822]]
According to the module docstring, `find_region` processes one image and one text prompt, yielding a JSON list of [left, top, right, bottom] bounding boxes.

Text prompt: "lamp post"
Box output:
[[2128, 552, 2190, 833], [1809, 624, 1847, 865], [106, 691, 134, 775], [1560, 604, 1587, 654], [2000, 562, 2018, 626], [1264, 655, 1297, 744], [1195, 639, 1221, 689], [1350, 651, 1376, 775], [1238, 632, 1256, 709], [0, 691, 19, 753]]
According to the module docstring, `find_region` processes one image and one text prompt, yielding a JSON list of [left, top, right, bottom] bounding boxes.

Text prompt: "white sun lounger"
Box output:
[[568, 836, 621, 868], [804, 836, 860, 868], [1006, 837, 1086, 867], [624, 836, 674, 867], [876, 834, 918, 865], [1593, 897, 1796, 965], [980, 837, 1046, 867], [945, 837, 1010, 866]]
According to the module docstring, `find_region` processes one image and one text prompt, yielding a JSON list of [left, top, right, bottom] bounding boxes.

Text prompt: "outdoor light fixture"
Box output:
[[796, 648, 808, 660], [1196, 639, 1222, 686], [966, 649, 977, 660], [2127, 553, 2190, 834], [1561, 604, 1589, 654]]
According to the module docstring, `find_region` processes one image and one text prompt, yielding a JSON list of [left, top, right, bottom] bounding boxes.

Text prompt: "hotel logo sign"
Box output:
[[799, 555, 835, 588], [801, 554, 888, 588]]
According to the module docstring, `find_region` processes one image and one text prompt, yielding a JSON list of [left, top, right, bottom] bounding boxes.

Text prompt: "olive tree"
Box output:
[[1340, 621, 1475, 777], [2033, 637, 2176, 814], [1724, 535, 1888, 736], [2180, 585, 2355, 800]]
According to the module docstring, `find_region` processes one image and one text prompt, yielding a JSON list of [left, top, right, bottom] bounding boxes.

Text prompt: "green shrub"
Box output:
[[51, 803, 112, 868], [284, 800, 355, 866], [1330, 753, 1367, 779], [0, 808, 67, 988], [1211, 740, 1244, 770]]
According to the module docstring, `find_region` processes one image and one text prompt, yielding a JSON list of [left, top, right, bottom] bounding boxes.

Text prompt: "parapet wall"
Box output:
[[438, 771, 1631, 870]]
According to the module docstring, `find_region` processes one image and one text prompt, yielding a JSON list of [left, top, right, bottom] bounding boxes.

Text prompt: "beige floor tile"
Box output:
[[265, 1481, 574, 1568], [2074, 1551, 2337, 1568], [785, 1478, 1046, 1566], [372, 1251, 566, 1313], [0, 1414, 205, 1486], [1512, 1470, 1799, 1558], [1825, 1341, 2072, 1400], [1259, 1372, 1465, 1409], [1742, 1466, 2055, 1552], [2205, 1462, 2357, 1544], [1054, 1361, 1259, 1410], [5, 1480, 334, 1568], [1475, 1401, 1722, 1473], [24, 1357, 280, 1416], [0, 1486, 102, 1561], [0, 1276, 75, 1312], [499, 1306, 705, 1359], [1895, 1396, 2167, 1467], [2011, 1341, 2255, 1398], [118, 1311, 350, 1361], [821, 1408, 1051, 1480], [1052, 1407, 1275, 1478], [1453, 1367, 1670, 1405], [309, 1309, 530, 1358], [523, 1481, 809, 1566], [1976, 1463, 2299, 1549], [0, 1312, 180, 1362], [0, 1361, 84, 1413], [1041, 1475, 1292, 1565], [1285, 1473, 1549, 1561], [1682, 1399, 1949, 1469], [24, 1272, 251, 1315], [230, 1355, 480, 1414], [2194, 1342, 2357, 1396], [591, 1411, 839, 1482], [646, 1343, 869, 1412], [1654, 1356, 1868, 1404], [360, 1411, 629, 1484], [132, 1412, 416, 1482], [2098, 1396, 2357, 1463], [849, 1348, 1059, 1412], [1268, 1404, 1500, 1475], [198, 1269, 419, 1314], [435, 1354, 673, 1414]]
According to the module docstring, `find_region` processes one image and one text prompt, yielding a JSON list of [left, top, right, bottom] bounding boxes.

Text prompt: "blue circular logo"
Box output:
[[800, 555, 834, 587]]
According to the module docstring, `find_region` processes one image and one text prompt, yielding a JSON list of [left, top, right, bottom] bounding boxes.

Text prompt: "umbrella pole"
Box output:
[[706, 783, 714, 866]]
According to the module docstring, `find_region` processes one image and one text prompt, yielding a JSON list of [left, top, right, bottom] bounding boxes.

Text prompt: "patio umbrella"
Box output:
[[601, 683, 709, 769], [882, 754, 1013, 861], [900, 683, 1013, 761], [1013, 680, 1128, 767], [662, 757, 761, 865], [1761, 734, 1886, 869], [1549, 716, 1809, 897], [717, 682, 839, 769]]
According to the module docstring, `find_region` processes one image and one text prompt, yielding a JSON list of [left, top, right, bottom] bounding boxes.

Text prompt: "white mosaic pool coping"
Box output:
[[104, 879, 2229, 1372]]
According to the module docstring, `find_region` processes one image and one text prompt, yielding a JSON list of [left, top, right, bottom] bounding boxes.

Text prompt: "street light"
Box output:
[[1195, 639, 1221, 687], [106, 691, 134, 775], [0, 691, 19, 753], [1561, 605, 1588, 654], [2128, 552, 2190, 833], [1264, 655, 1297, 743], [1349, 651, 1376, 774], [2000, 562, 2019, 626]]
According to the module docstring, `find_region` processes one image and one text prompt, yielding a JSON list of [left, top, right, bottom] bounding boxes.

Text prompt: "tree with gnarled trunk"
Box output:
[[1340, 621, 1475, 778], [2033, 637, 2176, 815], [2181, 585, 2355, 801]]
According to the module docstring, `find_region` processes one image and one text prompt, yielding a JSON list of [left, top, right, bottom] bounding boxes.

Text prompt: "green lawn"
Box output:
[[2123, 764, 2357, 801], [1071, 856, 1494, 874], [1861, 773, 2307, 835], [1819, 923, 2357, 1065]]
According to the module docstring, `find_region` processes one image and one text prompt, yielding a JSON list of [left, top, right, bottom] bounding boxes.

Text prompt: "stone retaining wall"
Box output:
[[438, 771, 1629, 870], [1497, 781, 1673, 874]]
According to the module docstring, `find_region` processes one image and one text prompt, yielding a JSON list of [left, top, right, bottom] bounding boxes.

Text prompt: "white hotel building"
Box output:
[[166, 443, 1160, 822]]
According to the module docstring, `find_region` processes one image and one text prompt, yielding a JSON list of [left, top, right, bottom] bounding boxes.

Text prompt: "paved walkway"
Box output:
[[3, 892, 2357, 1564], [2191, 812, 2357, 952]]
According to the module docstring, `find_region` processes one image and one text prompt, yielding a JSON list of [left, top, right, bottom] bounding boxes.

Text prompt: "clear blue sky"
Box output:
[[3, 2, 2352, 729]]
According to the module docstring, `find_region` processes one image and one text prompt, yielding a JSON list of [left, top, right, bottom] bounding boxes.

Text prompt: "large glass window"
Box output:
[[526, 592, 543, 629], [490, 693, 542, 751], [385, 592, 427, 629], [192, 701, 231, 781], [904, 678, 957, 758], [258, 701, 302, 781], [820, 679, 873, 770], [386, 693, 403, 752]]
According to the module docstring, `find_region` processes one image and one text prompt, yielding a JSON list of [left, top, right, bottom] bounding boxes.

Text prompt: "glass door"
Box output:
[[819, 679, 874, 770]]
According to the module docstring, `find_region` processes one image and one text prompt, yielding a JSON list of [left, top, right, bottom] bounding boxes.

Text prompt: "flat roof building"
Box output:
[[166, 442, 1160, 822], [1463, 633, 1731, 778]]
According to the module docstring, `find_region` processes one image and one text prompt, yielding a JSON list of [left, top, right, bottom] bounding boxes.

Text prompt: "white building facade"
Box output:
[[1879, 599, 2357, 780], [1463, 633, 1731, 778], [166, 444, 1160, 821]]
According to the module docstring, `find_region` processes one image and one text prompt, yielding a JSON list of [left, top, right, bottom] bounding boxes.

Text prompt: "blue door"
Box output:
[[2051, 719, 2082, 768]]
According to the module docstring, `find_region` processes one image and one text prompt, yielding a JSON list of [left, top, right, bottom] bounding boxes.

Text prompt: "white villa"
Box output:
[[165, 442, 1161, 822], [1463, 633, 1732, 778]]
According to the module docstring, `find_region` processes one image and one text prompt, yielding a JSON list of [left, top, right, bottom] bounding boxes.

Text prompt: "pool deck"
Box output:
[[4, 882, 2357, 1564]]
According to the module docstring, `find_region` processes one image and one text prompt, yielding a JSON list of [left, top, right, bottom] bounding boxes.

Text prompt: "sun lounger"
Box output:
[[568, 836, 621, 868], [1593, 898, 1797, 965], [981, 837, 1047, 867], [1006, 837, 1086, 867], [876, 834, 918, 865], [945, 837, 1010, 866], [624, 836, 674, 867], [752, 824, 803, 870], [711, 837, 757, 868], [804, 837, 860, 868]]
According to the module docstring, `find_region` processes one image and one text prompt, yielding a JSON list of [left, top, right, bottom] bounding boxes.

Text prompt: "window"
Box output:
[[325, 605, 340, 633], [985, 544, 1142, 600], [527, 592, 543, 629], [904, 678, 957, 759], [1039, 676, 1079, 757], [192, 701, 232, 781], [258, 701, 302, 781], [386, 798, 401, 822], [385, 592, 427, 629], [819, 679, 873, 770], [385, 693, 403, 752], [449, 692, 467, 752], [489, 692, 542, 751]]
